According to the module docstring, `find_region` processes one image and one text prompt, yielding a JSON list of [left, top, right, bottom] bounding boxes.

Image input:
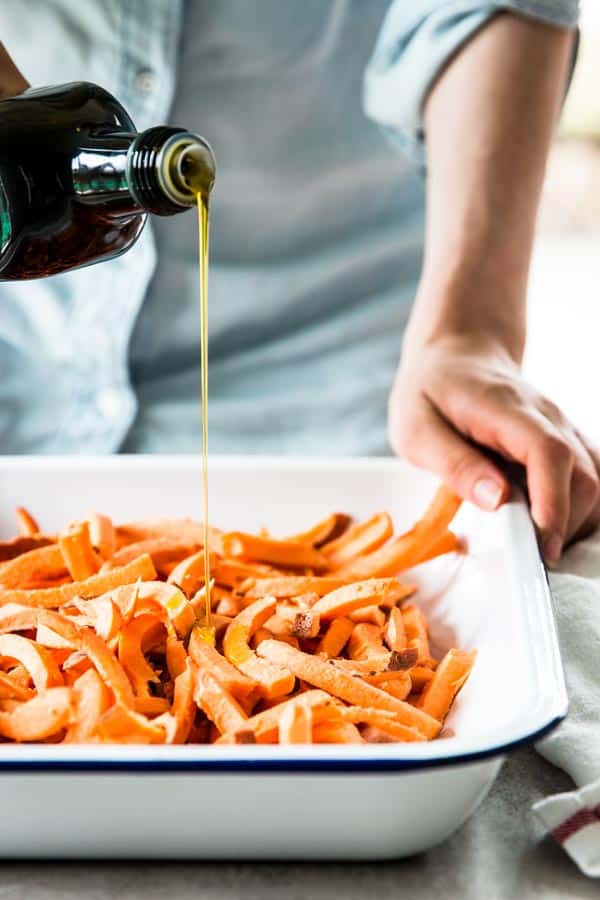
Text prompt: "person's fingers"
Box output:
[[388, 391, 510, 509], [0, 43, 28, 97], [457, 400, 575, 562], [567, 433, 600, 544]]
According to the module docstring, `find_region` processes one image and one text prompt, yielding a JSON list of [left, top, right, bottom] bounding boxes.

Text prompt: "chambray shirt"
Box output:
[[0, 0, 578, 455]]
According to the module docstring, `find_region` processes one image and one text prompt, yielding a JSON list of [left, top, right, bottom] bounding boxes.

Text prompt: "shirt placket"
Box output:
[[52, 0, 183, 454]]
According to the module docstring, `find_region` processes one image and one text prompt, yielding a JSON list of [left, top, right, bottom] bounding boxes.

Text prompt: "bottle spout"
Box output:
[[159, 132, 216, 206]]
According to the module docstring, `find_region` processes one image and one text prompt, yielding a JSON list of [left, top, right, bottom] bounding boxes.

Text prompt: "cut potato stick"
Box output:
[[0, 544, 67, 589], [257, 640, 440, 738], [223, 598, 295, 699], [348, 623, 386, 661], [64, 667, 112, 742], [220, 532, 327, 570], [0, 687, 72, 741], [278, 701, 313, 744], [0, 671, 34, 701], [0, 633, 63, 691], [118, 614, 165, 698], [275, 603, 320, 639], [417, 649, 476, 722], [115, 519, 221, 551], [312, 720, 364, 743], [322, 513, 393, 568], [59, 523, 102, 581], [402, 604, 431, 663], [167, 550, 216, 598], [284, 513, 351, 547], [0, 535, 54, 563], [312, 579, 408, 621], [95, 704, 166, 744], [409, 665, 435, 691], [15, 507, 40, 537], [106, 539, 198, 577], [317, 617, 354, 658], [213, 560, 276, 590], [341, 707, 425, 742], [188, 628, 258, 701], [216, 690, 340, 744], [349, 605, 386, 627], [163, 662, 196, 743], [384, 607, 407, 652], [340, 487, 461, 578], [0, 555, 157, 609], [192, 664, 248, 735], [86, 512, 116, 560], [241, 575, 352, 601]]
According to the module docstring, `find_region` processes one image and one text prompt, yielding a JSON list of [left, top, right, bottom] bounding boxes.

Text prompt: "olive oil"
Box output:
[[197, 189, 213, 644]]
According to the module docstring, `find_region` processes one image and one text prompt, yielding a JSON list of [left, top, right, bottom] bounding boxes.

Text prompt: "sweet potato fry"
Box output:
[[118, 613, 165, 698], [322, 512, 393, 568], [284, 513, 351, 547], [115, 519, 221, 551], [257, 640, 440, 738], [167, 550, 216, 598], [188, 628, 258, 701], [312, 579, 408, 621], [275, 602, 320, 639], [0, 687, 72, 741], [0, 555, 156, 609], [0, 671, 34, 701], [213, 560, 276, 590], [340, 487, 461, 578], [384, 607, 407, 652], [348, 623, 386, 661], [59, 523, 102, 581], [349, 605, 386, 627], [223, 598, 295, 699], [241, 575, 351, 601], [15, 507, 40, 537], [163, 662, 196, 743], [0, 633, 63, 691], [0, 535, 54, 563], [341, 707, 425, 742], [417, 649, 476, 722], [317, 617, 354, 658], [216, 690, 340, 744], [192, 664, 248, 735], [64, 667, 112, 742], [95, 704, 166, 744], [0, 544, 67, 590], [402, 604, 431, 663], [278, 700, 313, 743], [409, 665, 435, 691], [311, 720, 364, 743], [86, 512, 116, 560], [220, 532, 327, 570]]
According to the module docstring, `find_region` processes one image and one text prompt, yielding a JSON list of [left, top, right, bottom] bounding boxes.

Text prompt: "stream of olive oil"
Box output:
[[196, 190, 214, 645]]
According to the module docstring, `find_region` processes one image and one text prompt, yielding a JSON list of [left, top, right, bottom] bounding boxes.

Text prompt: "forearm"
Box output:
[[406, 13, 574, 363]]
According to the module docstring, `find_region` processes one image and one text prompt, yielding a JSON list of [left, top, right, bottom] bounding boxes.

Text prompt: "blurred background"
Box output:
[[525, 0, 600, 439]]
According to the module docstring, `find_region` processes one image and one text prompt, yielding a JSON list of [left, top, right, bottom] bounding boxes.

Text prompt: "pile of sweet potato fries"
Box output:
[[0, 486, 475, 744]]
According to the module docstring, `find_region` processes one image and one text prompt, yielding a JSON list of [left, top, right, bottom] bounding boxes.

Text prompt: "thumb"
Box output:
[[390, 398, 509, 511], [0, 43, 29, 98]]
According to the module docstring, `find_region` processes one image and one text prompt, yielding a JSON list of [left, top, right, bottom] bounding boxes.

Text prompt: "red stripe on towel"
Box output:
[[552, 808, 600, 845]]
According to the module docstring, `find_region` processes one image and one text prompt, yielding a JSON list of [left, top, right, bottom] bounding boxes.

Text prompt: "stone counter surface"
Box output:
[[0, 749, 595, 900]]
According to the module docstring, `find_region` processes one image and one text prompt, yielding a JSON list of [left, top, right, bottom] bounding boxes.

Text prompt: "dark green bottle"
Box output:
[[0, 81, 215, 280]]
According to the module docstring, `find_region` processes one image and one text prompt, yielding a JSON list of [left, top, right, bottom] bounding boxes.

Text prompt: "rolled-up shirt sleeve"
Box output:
[[363, 0, 580, 163]]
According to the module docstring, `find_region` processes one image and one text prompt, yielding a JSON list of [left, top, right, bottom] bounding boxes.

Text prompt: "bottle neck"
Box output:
[[71, 126, 215, 216]]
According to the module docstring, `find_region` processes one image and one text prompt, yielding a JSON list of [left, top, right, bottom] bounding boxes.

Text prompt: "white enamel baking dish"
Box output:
[[0, 456, 566, 859]]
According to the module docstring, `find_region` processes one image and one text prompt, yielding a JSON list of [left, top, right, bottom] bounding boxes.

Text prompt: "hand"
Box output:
[[389, 332, 600, 564], [0, 43, 28, 98]]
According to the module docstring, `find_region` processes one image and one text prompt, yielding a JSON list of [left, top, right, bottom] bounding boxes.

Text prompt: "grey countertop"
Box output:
[[0, 748, 596, 900]]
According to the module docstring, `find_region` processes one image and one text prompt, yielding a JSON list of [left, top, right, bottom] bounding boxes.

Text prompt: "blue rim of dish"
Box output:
[[0, 712, 566, 772]]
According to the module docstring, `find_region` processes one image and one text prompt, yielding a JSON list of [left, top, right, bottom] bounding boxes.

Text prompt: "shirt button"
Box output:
[[97, 387, 126, 420], [135, 68, 155, 93]]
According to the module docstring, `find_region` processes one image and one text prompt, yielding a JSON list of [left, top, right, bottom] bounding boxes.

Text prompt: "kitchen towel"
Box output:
[[534, 534, 600, 877]]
